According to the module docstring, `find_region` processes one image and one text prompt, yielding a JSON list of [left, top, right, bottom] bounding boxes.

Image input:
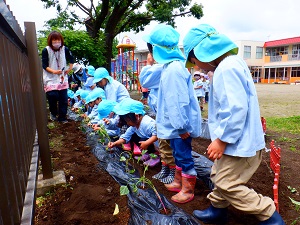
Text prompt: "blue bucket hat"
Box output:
[[98, 100, 117, 119], [93, 67, 113, 84], [85, 94, 92, 104], [89, 88, 106, 102], [74, 89, 83, 97], [67, 89, 74, 98], [80, 90, 90, 102], [113, 98, 145, 115], [183, 24, 238, 67], [143, 24, 185, 64], [87, 65, 95, 77], [84, 77, 94, 88]]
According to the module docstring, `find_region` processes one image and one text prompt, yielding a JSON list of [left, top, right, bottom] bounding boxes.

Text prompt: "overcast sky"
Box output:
[[6, 0, 300, 50]]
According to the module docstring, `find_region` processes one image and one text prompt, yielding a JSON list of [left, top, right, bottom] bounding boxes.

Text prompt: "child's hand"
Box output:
[[92, 124, 98, 129], [80, 113, 87, 118], [206, 138, 227, 160], [179, 132, 190, 139], [107, 142, 115, 148], [139, 141, 148, 150], [71, 83, 78, 89], [103, 118, 110, 124]]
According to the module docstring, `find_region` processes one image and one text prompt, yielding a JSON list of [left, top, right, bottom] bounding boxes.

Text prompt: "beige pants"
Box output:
[[207, 150, 276, 221], [158, 139, 175, 166]]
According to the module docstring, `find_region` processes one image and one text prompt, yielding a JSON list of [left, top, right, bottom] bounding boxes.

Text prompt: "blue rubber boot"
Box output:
[[193, 205, 227, 224], [259, 211, 285, 225]]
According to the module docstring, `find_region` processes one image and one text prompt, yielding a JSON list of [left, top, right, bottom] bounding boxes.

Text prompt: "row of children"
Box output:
[[68, 65, 166, 168]]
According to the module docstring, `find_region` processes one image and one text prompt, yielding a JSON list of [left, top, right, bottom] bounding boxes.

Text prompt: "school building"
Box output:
[[135, 36, 300, 85]]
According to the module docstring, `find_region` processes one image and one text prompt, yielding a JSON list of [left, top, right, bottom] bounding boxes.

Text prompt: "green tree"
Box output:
[[40, 0, 204, 72]]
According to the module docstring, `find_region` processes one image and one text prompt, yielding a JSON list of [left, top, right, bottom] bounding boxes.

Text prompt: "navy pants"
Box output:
[[170, 137, 195, 174], [46, 89, 68, 121]]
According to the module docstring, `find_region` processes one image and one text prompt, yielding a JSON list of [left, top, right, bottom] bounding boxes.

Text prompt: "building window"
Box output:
[[244, 46, 251, 59], [256, 47, 263, 59], [292, 44, 300, 60], [291, 67, 300, 77]]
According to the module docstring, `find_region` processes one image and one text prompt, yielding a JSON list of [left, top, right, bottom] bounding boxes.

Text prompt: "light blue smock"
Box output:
[[156, 61, 201, 139], [120, 115, 158, 147], [193, 79, 205, 97], [139, 64, 164, 113], [208, 55, 265, 157], [103, 79, 130, 103], [88, 104, 99, 123]]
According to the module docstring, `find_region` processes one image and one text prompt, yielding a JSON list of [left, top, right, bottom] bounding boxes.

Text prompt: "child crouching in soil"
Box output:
[[107, 98, 160, 167]]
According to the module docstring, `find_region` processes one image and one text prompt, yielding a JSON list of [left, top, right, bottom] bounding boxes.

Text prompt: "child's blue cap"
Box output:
[[85, 94, 94, 104], [74, 89, 83, 97], [84, 77, 94, 88], [143, 24, 185, 64], [87, 65, 95, 77], [183, 24, 238, 68], [88, 87, 106, 102], [93, 67, 113, 83], [67, 89, 74, 98], [98, 100, 117, 119], [113, 98, 145, 115], [79, 90, 90, 101]]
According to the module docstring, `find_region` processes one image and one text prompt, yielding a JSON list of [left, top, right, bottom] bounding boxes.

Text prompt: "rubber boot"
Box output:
[[133, 142, 141, 155], [122, 142, 131, 151], [143, 156, 160, 167], [259, 211, 285, 225], [164, 166, 182, 192], [193, 205, 227, 224], [171, 173, 196, 204], [152, 162, 170, 180], [159, 165, 175, 184]]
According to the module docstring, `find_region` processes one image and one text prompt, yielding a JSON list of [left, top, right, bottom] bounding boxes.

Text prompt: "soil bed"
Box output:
[[35, 118, 300, 225]]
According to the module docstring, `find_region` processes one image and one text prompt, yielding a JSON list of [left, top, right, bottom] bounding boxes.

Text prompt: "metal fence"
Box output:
[[0, 1, 52, 224]]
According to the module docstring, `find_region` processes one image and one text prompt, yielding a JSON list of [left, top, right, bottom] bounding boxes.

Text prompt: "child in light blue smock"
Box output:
[[85, 88, 106, 124], [183, 24, 284, 224], [93, 67, 130, 103], [72, 89, 90, 113], [144, 24, 201, 204], [93, 99, 120, 137], [139, 51, 176, 184], [107, 98, 160, 167], [83, 65, 96, 91], [193, 71, 205, 111]]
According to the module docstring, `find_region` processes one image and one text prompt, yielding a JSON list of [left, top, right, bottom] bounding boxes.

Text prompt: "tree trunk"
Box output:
[[104, 32, 114, 74]]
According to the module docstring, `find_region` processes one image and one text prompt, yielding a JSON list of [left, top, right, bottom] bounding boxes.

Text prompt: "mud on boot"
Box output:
[[164, 166, 182, 192], [171, 173, 196, 204]]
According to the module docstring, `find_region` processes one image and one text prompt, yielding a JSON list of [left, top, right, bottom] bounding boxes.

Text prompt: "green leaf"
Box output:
[[120, 156, 126, 162], [289, 197, 300, 206], [120, 186, 129, 196], [149, 153, 158, 159]]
